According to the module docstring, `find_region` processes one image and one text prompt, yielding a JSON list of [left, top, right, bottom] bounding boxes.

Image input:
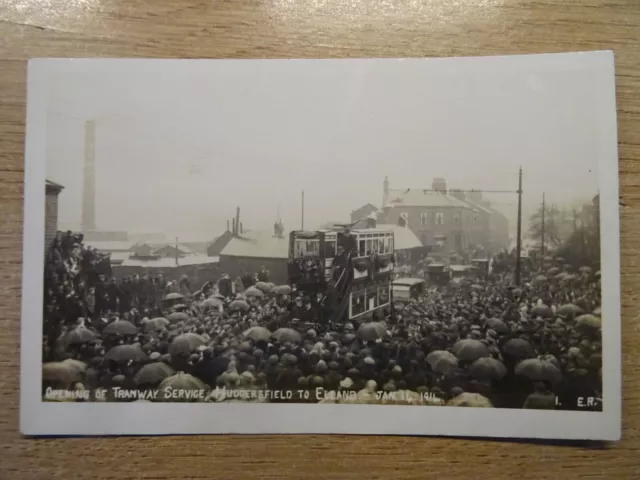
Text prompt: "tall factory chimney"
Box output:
[[82, 120, 97, 233], [382, 176, 389, 207], [235, 207, 241, 237]]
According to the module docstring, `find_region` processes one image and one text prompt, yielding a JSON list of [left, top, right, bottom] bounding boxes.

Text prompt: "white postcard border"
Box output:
[[20, 52, 621, 439]]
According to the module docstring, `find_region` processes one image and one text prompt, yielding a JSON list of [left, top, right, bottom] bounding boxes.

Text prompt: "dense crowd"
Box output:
[[42, 232, 603, 410]]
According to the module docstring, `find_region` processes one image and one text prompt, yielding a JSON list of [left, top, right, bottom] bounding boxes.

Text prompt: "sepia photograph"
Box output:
[[20, 52, 621, 439]]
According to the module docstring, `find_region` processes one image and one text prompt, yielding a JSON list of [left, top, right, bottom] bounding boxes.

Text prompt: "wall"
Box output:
[[113, 262, 222, 287], [44, 191, 59, 252], [379, 205, 470, 251], [218, 255, 289, 285]]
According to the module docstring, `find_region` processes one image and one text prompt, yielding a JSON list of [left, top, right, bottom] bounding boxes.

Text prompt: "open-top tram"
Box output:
[[288, 226, 395, 323]]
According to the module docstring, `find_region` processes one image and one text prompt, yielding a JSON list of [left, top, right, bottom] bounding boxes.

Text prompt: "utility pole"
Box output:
[[541, 193, 546, 257], [175, 236, 179, 266], [515, 167, 523, 286], [301, 190, 305, 230]]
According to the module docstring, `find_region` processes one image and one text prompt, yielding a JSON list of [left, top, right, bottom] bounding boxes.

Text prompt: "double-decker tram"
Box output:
[[287, 227, 395, 323]]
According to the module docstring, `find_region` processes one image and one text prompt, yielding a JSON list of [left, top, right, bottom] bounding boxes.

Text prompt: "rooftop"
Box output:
[[386, 188, 470, 208], [220, 230, 289, 259], [120, 255, 219, 268]]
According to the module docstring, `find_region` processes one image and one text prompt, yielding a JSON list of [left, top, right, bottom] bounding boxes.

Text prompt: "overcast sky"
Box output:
[[44, 56, 603, 237]]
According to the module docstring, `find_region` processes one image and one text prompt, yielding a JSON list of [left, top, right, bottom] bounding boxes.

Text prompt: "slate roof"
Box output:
[[386, 188, 470, 208], [220, 230, 289, 259]]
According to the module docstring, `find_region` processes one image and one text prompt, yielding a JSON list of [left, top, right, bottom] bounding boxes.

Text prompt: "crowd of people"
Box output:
[[42, 231, 603, 410]]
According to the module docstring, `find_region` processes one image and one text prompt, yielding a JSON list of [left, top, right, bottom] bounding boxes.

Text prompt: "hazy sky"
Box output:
[[44, 57, 602, 236]]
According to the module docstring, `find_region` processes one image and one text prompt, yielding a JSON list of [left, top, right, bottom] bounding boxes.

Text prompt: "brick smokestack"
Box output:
[[235, 207, 240, 237], [82, 120, 97, 233], [227, 219, 230, 232]]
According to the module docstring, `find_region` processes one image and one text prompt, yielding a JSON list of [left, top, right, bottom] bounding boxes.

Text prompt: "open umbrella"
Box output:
[[531, 304, 552, 318], [426, 350, 458, 374], [471, 284, 484, 292], [576, 314, 601, 329], [554, 272, 567, 281], [255, 282, 273, 294], [447, 392, 493, 408], [133, 362, 176, 386], [143, 317, 170, 332], [103, 319, 137, 336], [104, 344, 148, 363], [556, 304, 584, 316], [562, 274, 577, 282], [164, 292, 184, 301], [593, 306, 602, 316], [244, 326, 272, 342], [503, 338, 535, 358], [534, 274, 547, 283], [229, 300, 250, 311], [167, 312, 189, 323], [486, 318, 509, 334], [157, 372, 209, 402], [66, 325, 97, 345], [273, 285, 292, 295], [579, 266, 592, 274], [356, 322, 389, 342], [244, 287, 264, 298], [451, 339, 490, 363], [42, 362, 83, 386], [62, 358, 87, 373], [547, 267, 560, 276], [169, 333, 205, 356], [272, 328, 303, 344], [469, 357, 507, 381], [201, 297, 223, 310], [515, 357, 562, 384]]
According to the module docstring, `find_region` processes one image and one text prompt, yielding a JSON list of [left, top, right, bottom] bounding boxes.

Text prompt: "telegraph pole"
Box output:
[[541, 193, 546, 257], [301, 190, 305, 230], [515, 167, 523, 286]]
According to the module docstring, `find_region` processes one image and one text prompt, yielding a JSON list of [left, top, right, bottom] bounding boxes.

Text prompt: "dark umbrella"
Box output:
[[164, 292, 185, 301], [167, 312, 190, 323], [255, 282, 273, 294], [534, 274, 547, 283], [244, 287, 264, 298], [42, 362, 83, 385], [229, 300, 250, 311], [578, 266, 592, 274], [447, 392, 493, 408], [503, 338, 535, 358], [486, 318, 509, 334], [272, 328, 303, 344], [274, 285, 292, 295], [104, 344, 148, 363], [244, 326, 272, 342], [451, 339, 489, 363], [425, 350, 458, 374], [547, 267, 560, 276], [556, 304, 584, 316], [133, 362, 176, 386], [66, 326, 97, 345], [515, 357, 562, 384], [531, 304, 552, 318], [157, 372, 209, 402], [143, 317, 170, 332], [576, 314, 601, 329], [169, 333, 206, 356], [356, 322, 389, 342], [469, 357, 507, 381], [103, 319, 137, 336], [201, 298, 223, 309]]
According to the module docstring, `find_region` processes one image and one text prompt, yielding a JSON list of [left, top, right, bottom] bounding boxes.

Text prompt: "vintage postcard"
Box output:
[[20, 52, 621, 439]]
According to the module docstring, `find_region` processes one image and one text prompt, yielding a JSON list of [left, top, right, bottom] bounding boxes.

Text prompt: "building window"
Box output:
[[436, 212, 445, 225], [420, 212, 428, 226]]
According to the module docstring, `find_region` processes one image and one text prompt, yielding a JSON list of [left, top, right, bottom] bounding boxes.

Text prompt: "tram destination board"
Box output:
[[20, 52, 620, 440]]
